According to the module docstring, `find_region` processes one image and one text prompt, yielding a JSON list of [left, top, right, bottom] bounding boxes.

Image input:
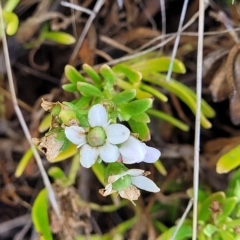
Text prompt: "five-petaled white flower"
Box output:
[[119, 136, 161, 164], [99, 162, 160, 205], [65, 104, 130, 168]]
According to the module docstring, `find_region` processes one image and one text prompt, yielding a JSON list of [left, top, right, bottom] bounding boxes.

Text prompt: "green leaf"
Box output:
[[143, 73, 213, 128], [128, 119, 150, 141], [216, 145, 240, 174], [132, 57, 186, 75], [100, 64, 116, 89], [147, 109, 189, 132], [216, 197, 238, 224], [51, 144, 77, 162], [171, 79, 215, 118], [130, 112, 150, 123], [121, 99, 153, 116], [91, 161, 106, 186], [203, 224, 217, 237], [154, 160, 167, 176], [39, 113, 51, 133], [48, 167, 67, 181], [64, 65, 86, 83], [62, 83, 78, 92], [218, 229, 236, 240], [42, 31, 76, 45], [15, 148, 33, 177], [112, 89, 136, 104], [3, 11, 19, 35], [4, 0, 20, 12], [116, 78, 152, 99], [113, 64, 142, 83], [227, 168, 240, 200], [156, 224, 192, 240], [77, 82, 103, 97], [140, 83, 168, 102], [82, 64, 102, 87], [198, 192, 225, 222], [74, 96, 92, 109], [225, 218, 240, 228], [32, 189, 53, 240]]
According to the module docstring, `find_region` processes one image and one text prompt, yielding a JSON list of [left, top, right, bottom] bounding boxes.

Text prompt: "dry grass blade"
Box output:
[[166, 0, 189, 81], [192, 0, 206, 239], [171, 199, 193, 240], [0, 3, 60, 218], [62, 0, 105, 64]]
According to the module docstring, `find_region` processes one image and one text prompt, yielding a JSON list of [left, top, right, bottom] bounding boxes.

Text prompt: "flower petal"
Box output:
[[99, 142, 120, 163], [88, 104, 108, 127], [125, 169, 145, 176], [142, 144, 161, 163], [119, 136, 146, 164], [65, 126, 86, 147], [80, 144, 99, 168], [105, 124, 130, 144], [131, 176, 160, 192]]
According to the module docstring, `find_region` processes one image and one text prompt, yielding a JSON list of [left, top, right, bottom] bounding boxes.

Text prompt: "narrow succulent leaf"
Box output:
[[100, 64, 116, 89], [112, 89, 136, 104], [62, 83, 78, 92], [48, 167, 68, 180], [74, 96, 92, 109], [77, 82, 103, 97], [39, 113, 51, 133], [203, 224, 217, 237], [216, 197, 238, 223], [128, 119, 150, 141], [198, 192, 225, 222], [156, 225, 192, 240], [121, 99, 153, 115], [147, 109, 189, 131], [119, 109, 131, 121], [130, 112, 150, 123], [143, 73, 212, 128], [65, 65, 86, 83], [132, 57, 186, 74], [15, 148, 33, 177], [140, 84, 168, 102], [82, 64, 102, 87], [75, 112, 88, 127], [113, 64, 142, 83], [91, 161, 105, 186], [227, 169, 240, 200], [3, 11, 19, 35], [116, 78, 152, 99], [225, 218, 240, 228], [218, 230, 236, 240], [42, 31, 76, 45], [4, 0, 20, 12], [50, 144, 77, 162], [32, 189, 53, 240], [216, 145, 240, 174], [171, 79, 215, 118], [154, 160, 167, 176]]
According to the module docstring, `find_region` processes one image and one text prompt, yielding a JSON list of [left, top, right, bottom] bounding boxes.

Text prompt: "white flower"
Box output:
[[119, 136, 161, 164], [99, 163, 160, 205], [65, 104, 130, 168]]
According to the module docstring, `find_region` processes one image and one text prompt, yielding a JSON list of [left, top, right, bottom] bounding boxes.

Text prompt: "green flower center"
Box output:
[[87, 127, 106, 147], [112, 175, 132, 191]]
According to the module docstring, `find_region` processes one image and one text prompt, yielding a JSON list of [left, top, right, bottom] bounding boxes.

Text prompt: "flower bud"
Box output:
[[59, 110, 77, 125]]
